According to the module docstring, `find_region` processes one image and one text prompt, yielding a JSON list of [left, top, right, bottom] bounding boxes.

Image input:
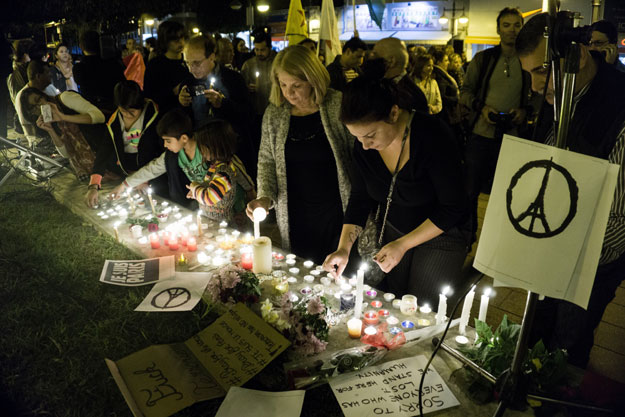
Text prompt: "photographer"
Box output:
[[459, 7, 532, 241], [588, 20, 625, 73]]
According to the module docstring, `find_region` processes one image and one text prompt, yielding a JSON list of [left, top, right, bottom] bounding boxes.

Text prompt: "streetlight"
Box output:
[[192, 27, 200, 34], [257, 2, 269, 13], [438, 1, 468, 36]]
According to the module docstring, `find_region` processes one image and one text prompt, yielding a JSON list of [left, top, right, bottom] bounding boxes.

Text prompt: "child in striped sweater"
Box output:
[[186, 119, 255, 222]]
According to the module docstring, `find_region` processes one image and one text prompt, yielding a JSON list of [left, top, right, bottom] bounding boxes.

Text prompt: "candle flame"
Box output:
[[114, 221, 121, 228], [179, 254, 186, 262], [442, 285, 451, 296], [484, 287, 492, 297]]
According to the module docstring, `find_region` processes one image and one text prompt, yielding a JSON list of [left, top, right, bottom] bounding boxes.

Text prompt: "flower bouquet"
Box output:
[[261, 293, 330, 355], [203, 264, 261, 310], [126, 216, 159, 232]]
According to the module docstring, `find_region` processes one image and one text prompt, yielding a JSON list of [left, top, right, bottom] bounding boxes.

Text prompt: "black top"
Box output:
[[344, 112, 468, 234], [285, 111, 343, 263], [143, 55, 189, 114]]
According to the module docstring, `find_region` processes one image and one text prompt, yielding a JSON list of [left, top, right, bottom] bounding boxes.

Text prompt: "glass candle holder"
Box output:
[[347, 318, 362, 339], [365, 289, 377, 299], [371, 300, 383, 308], [400, 295, 418, 315], [363, 310, 379, 325]]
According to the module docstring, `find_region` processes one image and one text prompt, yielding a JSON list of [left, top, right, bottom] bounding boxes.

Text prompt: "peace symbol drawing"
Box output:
[[150, 287, 191, 309], [506, 158, 579, 238]]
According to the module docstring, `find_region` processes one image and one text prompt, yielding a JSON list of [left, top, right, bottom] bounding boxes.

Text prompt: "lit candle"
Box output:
[[303, 275, 314, 283], [300, 286, 312, 295], [252, 236, 272, 274], [320, 277, 331, 286], [113, 221, 120, 242], [347, 318, 362, 338], [417, 318, 431, 327], [209, 77, 216, 89], [163, 231, 170, 246], [187, 237, 197, 252], [286, 254, 296, 260], [478, 288, 491, 323], [219, 220, 228, 228], [255, 70, 260, 78], [455, 335, 470, 346], [177, 253, 187, 266], [286, 259, 296, 266], [197, 252, 210, 265], [436, 286, 451, 325], [401, 320, 415, 330], [392, 299, 402, 309], [371, 300, 383, 309], [420, 304, 432, 314], [400, 295, 418, 315], [355, 266, 365, 319], [252, 207, 266, 239], [196, 210, 203, 237], [363, 310, 379, 325], [126, 189, 136, 213], [240, 251, 253, 270], [147, 187, 156, 215], [169, 237, 179, 250], [287, 276, 298, 283], [383, 293, 396, 302], [303, 260, 314, 268], [289, 267, 300, 275], [180, 229, 189, 246], [459, 285, 476, 335], [364, 326, 377, 336], [340, 293, 355, 311], [389, 326, 403, 335], [149, 233, 160, 249], [377, 309, 389, 317], [365, 289, 378, 299], [386, 316, 399, 325]]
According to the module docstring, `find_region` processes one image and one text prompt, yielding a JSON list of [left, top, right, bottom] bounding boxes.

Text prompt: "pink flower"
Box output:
[[306, 297, 325, 315]]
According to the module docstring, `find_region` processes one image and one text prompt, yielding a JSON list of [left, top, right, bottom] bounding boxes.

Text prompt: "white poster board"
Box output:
[[100, 256, 175, 286], [135, 272, 211, 312], [216, 387, 305, 417], [329, 356, 459, 417], [474, 136, 619, 308]]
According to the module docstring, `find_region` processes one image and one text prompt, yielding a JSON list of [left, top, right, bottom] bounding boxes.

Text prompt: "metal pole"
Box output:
[[555, 43, 580, 150], [352, 0, 356, 36], [591, 0, 602, 23]]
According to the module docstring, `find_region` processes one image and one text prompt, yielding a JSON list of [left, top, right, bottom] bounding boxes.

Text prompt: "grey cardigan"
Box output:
[[257, 88, 353, 251]]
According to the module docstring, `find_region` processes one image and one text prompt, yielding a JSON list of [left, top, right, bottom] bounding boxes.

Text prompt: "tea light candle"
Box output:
[[286, 259, 296, 266], [363, 285, 371, 291], [371, 300, 383, 308], [300, 287, 312, 295], [174, 213, 182, 220], [147, 187, 156, 214], [377, 309, 389, 317], [252, 207, 266, 239], [313, 284, 324, 293], [478, 288, 491, 323], [187, 237, 197, 252], [273, 252, 285, 261], [364, 326, 377, 336], [455, 335, 470, 346], [400, 295, 418, 315], [386, 316, 399, 325], [334, 291, 343, 299], [392, 299, 402, 309], [101, 214, 109, 219], [288, 267, 300, 275], [436, 286, 451, 325], [348, 277, 357, 286], [197, 252, 210, 265], [172, 206, 180, 212], [286, 254, 296, 260], [212, 256, 227, 267], [252, 237, 272, 274], [383, 293, 396, 302], [340, 293, 355, 311], [365, 289, 377, 299], [347, 318, 363, 339], [130, 225, 143, 239], [275, 282, 289, 294], [389, 326, 403, 335], [363, 311, 379, 325], [287, 276, 298, 283], [303, 275, 314, 283], [417, 318, 431, 327], [420, 304, 432, 314], [138, 236, 148, 245], [240, 251, 253, 270], [303, 260, 314, 268], [149, 233, 160, 249], [180, 229, 189, 246], [113, 221, 120, 242], [196, 210, 203, 237], [340, 283, 352, 293], [320, 277, 332, 286], [169, 237, 179, 250], [401, 320, 415, 330], [241, 233, 253, 244], [218, 228, 227, 235]]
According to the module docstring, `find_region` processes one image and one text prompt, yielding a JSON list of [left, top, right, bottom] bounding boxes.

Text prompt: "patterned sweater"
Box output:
[[257, 88, 354, 250]]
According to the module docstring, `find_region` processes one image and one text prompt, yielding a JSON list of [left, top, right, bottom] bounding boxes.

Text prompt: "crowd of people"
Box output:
[[4, 9, 625, 370]]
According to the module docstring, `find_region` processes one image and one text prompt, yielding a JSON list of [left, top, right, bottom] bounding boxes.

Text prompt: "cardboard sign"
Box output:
[[185, 303, 291, 391], [106, 303, 290, 417], [100, 256, 175, 286], [329, 356, 459, 417], [474, 136, 619, 308], [135, 272, 211, 312], [215, 387, 305, 417]]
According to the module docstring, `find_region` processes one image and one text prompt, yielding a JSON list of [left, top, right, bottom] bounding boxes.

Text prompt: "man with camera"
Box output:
[[588, 20, 625, 73], [517, 13, 625, 369], [460, 7, 532, 241]]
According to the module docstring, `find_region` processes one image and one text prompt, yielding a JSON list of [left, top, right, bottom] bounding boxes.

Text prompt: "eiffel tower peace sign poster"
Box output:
[[474, 135, 619, 309]]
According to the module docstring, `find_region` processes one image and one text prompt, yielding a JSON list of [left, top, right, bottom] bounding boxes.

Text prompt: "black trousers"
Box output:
[[379, 222, 470, 308], [529, 250, 625, 368]]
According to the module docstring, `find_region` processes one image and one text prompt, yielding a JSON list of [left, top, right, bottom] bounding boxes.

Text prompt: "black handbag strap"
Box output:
[[375, 111, 415, 245]]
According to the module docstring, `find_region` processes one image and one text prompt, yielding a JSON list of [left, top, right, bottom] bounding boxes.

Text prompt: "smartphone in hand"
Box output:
[[41, 104, 53, 123]]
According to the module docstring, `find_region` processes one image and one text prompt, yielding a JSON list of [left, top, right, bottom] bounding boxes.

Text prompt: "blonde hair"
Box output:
[[269, 45, 330, 107]]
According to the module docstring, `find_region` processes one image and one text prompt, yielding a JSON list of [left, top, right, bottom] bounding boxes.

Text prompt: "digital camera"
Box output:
[[191, 85, 206, 97]]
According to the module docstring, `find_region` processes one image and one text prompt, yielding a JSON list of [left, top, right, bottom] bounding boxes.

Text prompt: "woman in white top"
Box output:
[[412, 54, 442, 115], [50, 44, 78, 93]]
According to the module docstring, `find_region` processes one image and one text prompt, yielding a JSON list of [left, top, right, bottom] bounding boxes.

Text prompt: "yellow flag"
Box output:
[[285, 0, 308, 45]]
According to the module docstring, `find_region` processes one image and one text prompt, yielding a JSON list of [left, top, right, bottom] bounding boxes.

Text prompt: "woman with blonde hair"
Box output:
[[246, 45, 354, 264]]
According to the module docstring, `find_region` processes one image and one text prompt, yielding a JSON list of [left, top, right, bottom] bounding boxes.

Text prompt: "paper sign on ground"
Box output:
[[100, 256, 175, 286], [329, 355, 459, 417], [474, 135, 618, 308], [106, 303, 290, 417], [185, 302, 291, 391], [135, 272, 211, 312], [215, 387, 305, 417]]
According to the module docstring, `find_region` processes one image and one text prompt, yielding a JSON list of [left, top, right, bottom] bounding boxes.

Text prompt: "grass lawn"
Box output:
[[0, 168, 342, 417]]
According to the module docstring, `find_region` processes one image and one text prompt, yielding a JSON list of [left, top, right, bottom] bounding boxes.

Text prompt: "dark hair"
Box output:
[[53, 43, 69, 59], [497, 7, 524, 29], [26, 60, 47, 82], [253, 31, 272, 48], [79, 30, 100, 54], [343, 36, 367, 53], [114, 80, 145, 110], [429, 47, 447, 65], [298, 38, 317, 48], [145, 37, 157, 49], [591, 20, 617, 44], [195, 119, 237, 163], [156, 109, 193, 138], [515, 13, 548, 57], [156, 21, 186, 55], [412, 53, 433, 80], [12, 39, 32, 62], [19, 87, 50, 124], [340, 76, 399, 124]]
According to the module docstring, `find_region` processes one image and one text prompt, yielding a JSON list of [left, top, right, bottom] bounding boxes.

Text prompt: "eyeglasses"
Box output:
[[185, 58, 208, 69], [589, 40, 609, 48]]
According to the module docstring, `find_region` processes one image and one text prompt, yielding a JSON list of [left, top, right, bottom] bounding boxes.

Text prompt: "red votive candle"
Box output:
[[187, 237, 197, 252], [371, 300, 383, 308], [378, 309, 390, 318], [241, 252, 253, 270], [180, 231, 189, 246], [363, 310, 379, 325], [149, 233, 161, 249], [169, 237, 179, 250], [163, 231, 170, 246]]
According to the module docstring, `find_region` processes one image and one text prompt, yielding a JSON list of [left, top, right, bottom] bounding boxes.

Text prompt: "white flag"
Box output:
[[319, 0, 341, 65]]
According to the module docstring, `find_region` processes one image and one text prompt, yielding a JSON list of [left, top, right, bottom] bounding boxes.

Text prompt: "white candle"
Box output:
[[478, 288, 491, 323], [436, 286, 450, 325], [303, 260, 314, 269], [113, 221, 120, 242], [147, 187, 156, 215], [252, 207, 266, 239], [347, 318, 362, 338], [252, 236, 272, 274], [459, 285, 476, 335], [196, 210, 203, 237], [210, 77, 216, 88], [354, 265, 365, 319], [126, 189, 136, 213], [255, 71, 260, 78]]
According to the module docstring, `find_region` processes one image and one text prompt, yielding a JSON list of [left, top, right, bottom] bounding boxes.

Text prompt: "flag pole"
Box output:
[[352, 0, 357, 36]]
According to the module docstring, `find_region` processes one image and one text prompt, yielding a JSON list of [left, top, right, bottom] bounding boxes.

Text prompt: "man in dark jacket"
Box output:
[[517, 13, 625, 368], [178, 35, 256, 179], [326, 36, 366, 92]]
